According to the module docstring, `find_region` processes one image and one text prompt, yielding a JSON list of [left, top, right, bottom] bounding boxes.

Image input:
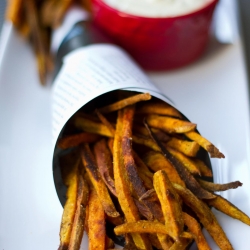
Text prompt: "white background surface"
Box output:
[[0, 0, 250, 249]]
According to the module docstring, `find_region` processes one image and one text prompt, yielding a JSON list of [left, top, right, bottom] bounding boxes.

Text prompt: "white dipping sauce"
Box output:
[[103, 0, 214, 17]]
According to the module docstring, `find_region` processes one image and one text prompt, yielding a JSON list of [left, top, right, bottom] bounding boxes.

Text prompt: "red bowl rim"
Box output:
[[92, 0, 219, 20]]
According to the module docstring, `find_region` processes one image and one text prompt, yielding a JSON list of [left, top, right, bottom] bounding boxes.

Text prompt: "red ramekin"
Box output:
[[92, 0, 218, 71]]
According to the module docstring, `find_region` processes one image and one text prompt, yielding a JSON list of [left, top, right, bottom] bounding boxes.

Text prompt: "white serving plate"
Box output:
[[0, 0, 250, 249]]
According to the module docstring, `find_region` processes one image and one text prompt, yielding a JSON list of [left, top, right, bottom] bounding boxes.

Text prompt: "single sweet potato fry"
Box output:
[[136, 101, 182, 118], [206, 194, 250, 226], [75, 117, 113, 137], [94, 139, 116, 196], [122, 105, 164, 222], [98, 92, 151, 113], [88, 189, 106, 250], [198, 179, 242, 192], [185, 131, 225, 158], [113, 109, 152, 250], [153, 170, 184, 241], [68, 175, 89, 250], [58, 162, 79, 250], [114, 220, 177, 235], [81, 143, 119, 217], [147, 115, 196, 134]]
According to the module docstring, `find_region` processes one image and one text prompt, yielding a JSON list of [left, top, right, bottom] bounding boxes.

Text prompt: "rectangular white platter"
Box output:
[[0, 0, 250, 249]]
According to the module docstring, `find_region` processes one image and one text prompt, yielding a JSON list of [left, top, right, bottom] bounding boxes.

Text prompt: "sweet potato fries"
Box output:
[[56, 91, 249, 250]]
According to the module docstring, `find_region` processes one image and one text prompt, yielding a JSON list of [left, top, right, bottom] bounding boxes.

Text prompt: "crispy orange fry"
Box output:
[[147, 115, 196, 133], [173, 183, 233, 250], [75, 117, 113, 137], [81, 143, 119, 217], [183, 212, 211, 250], [113, 109, 152, 249], [94, 139, 116, 196], [122, 105, 164, 222], [206, 194, 250, 226], [185, 131, 225, 158], [58, 161, 79, 250], [166, 137, 200, 157], [57, 132, 100, 149], [114, 220, 180, 235], [88, 189, 106, 250], [136, 101, 182, 118], [198, 179, 242, 192], [99, 92, 151, 113], [68, 175, 89, 250], [121, 105, 151, 198], [153, 170, 184, 241]]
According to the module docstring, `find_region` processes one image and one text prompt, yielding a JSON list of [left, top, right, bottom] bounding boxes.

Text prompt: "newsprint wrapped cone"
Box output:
[[52, 44, 213, 249]]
